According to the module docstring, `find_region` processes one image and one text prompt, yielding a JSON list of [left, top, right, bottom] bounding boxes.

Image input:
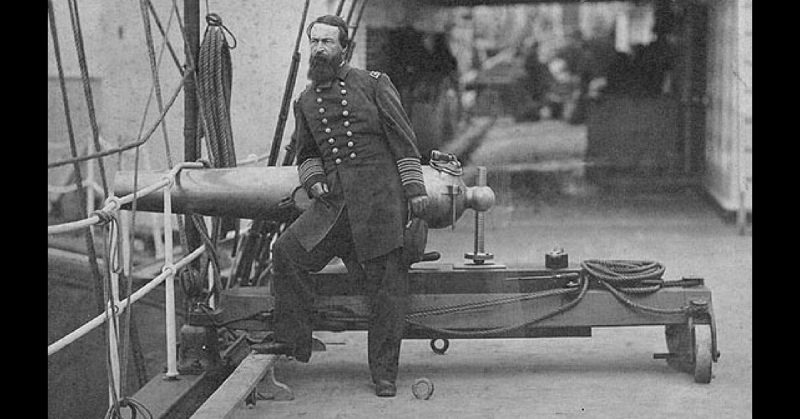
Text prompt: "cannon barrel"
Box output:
[[113, 165, 494, 229]]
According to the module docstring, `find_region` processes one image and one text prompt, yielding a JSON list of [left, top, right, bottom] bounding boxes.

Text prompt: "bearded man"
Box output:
[[253, 14, 429, 398]]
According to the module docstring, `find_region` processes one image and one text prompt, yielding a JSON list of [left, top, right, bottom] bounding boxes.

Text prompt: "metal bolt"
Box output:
[[465, 167, 493, 264]]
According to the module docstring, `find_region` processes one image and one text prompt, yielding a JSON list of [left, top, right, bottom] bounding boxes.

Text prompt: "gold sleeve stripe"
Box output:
[[298, 157, 325, 185], [397, 157, 424, 185]]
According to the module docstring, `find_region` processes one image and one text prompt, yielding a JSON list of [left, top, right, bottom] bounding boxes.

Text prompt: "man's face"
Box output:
[[309, 23, 344, 59], [307, 23, 345, 82]]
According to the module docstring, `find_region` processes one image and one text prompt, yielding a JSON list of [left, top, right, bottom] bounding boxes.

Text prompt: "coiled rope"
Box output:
[[197, 12, 237, 169], [580, 259, 687, 315], [193, 12, 241, 292]]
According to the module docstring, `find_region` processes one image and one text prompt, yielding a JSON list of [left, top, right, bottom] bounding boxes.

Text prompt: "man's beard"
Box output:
[[307, 51, 343, 83]]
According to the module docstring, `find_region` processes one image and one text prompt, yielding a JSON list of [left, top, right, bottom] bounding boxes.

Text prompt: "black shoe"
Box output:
[[375, 380, 397, 397], [250, 341, 294, 356]]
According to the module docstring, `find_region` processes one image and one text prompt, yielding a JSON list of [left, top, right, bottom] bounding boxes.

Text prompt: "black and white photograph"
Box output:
[[47, 0, 752, 417]]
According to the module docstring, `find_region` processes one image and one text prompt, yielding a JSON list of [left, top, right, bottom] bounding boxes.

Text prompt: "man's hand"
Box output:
[[409, 195, 429, 217], [310, 182, 331, 208]]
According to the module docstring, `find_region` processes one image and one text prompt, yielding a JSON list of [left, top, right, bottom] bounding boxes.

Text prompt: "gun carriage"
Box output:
[[116, 151, 719, 415]]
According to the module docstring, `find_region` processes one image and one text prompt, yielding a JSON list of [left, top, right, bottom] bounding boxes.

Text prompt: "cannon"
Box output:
[[114, 153, 493, 230]]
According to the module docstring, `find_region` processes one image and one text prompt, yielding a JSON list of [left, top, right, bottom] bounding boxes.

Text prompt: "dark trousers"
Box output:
[[271, 210, 409, 383]]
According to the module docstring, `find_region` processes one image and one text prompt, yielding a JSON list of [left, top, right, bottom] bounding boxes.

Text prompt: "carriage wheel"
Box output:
[[664, 322, 714, 383], [693, 324, 713, 384]]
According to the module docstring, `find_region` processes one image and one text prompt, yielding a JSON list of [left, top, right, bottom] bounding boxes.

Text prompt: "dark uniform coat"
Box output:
[[290, 63, 426, 262]]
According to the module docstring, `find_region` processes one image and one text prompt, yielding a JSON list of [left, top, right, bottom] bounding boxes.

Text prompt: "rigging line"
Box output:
[[47, 71, 190, 169], [346, 0, 359, 25], [170, 3, 236, 273], [189, 214, 222, 299], [349, 0, 369, 42], [170, 0, 217, 165], [170, 0, 222, 293], [120, 4, 182, 392], [48, 0, 107, 317], [99, 215, 122, 414], [125, 0, 176, 271], [134, 4, 178, 143], [145, 0, 183, 75], [123, 8, 173, 272], [139, 0, 174, 168], [48, 3, 179, 170], [112, 204, 137, 398], [67, 0, 109, 197], [120, 147, 149, 388], [269, 0, 311, 166], [122, 64, 150, 399]]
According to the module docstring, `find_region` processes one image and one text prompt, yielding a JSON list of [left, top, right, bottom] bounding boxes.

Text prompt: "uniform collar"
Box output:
[[313, 62, 351, 90]]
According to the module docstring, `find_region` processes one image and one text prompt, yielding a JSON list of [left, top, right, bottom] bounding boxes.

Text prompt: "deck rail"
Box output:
[[48, 161, 207, 398]]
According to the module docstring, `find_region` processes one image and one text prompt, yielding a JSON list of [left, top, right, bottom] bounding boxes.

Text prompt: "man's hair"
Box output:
[[306, 15, 349, 49]]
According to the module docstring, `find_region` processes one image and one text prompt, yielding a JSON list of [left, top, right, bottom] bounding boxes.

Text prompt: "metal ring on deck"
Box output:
[[412, 378, 435, 400]]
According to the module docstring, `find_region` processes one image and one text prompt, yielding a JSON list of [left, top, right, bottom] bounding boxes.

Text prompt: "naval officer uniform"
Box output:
[[270, 62, 427, 385]]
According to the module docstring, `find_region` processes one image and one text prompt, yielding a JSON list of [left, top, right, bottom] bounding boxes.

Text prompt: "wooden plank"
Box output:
[[130, 335, 253, 418], [131, 373, 204, 419], [191, 353, 279, 419]]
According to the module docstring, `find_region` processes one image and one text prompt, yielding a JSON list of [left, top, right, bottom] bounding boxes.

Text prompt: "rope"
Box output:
[[139, 0, 204, 312], [407, 286, 577, 319], [580, 259, 688, 315], [197, 12, 237, 169], [311, 276, 588, 338], [47, 72, 189, 169], [315, 259, 689, 337], [98, 210, 123, 415], [170, 0, 225, 305], [48, 0, 108, 320], [139, 0, 174, 168], [145, 0, 183, 75], [67, 0, 110, 197], [189, 214, 223, 299], [404, 275, 590, 338], [196, 11, 239, 279]]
